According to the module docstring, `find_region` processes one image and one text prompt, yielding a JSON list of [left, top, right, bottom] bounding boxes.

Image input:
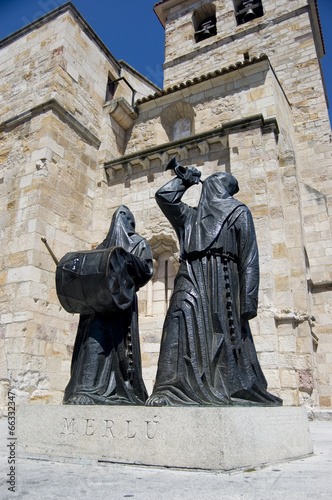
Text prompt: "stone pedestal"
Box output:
[[17, 405, 313, 471]]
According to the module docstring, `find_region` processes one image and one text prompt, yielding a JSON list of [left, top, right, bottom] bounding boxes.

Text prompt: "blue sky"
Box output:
[[0, 0, 331, 120]]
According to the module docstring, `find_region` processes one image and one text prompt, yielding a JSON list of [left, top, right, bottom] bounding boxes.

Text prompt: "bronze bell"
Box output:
[[243, 8, 256, 22]]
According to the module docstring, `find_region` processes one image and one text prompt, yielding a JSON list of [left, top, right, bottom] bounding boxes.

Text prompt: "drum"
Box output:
[[56, 246, 135, 315]]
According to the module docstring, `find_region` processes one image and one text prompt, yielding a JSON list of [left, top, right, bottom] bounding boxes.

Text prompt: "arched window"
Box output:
[[161, 101, 195, 141], [193, 3, 217, 43], [151, 251, 176, 316], [105, 76, 118, 102], [172, 117, 192, 141], [233, 1, 264, 26], [140, 237, 179, 318]]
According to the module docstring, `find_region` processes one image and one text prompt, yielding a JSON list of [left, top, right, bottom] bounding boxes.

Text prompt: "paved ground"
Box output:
[[0, 418, 331, 500]]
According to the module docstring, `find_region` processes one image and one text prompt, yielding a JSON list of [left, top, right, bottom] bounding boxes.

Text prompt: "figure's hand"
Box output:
[[183, 166, 201, 186]]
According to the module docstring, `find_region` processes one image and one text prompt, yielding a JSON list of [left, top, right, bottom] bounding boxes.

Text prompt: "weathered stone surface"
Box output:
[[17, 405, 313, 471], [0, 1, 331, 413]]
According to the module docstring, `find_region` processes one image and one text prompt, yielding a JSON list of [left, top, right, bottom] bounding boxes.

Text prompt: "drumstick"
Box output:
[[41, 237, 59, 266]]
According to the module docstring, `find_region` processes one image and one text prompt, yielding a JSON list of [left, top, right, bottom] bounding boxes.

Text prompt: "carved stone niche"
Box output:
[[104, 97, 138, 130], [160, 101, 195, 142], [151, 237, 180, 272], [147, 233, 179, 269], [143, 234, 179, 318]]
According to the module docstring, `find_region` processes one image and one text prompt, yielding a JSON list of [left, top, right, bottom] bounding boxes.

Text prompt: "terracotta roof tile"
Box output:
[[136, 54, 269, 105]]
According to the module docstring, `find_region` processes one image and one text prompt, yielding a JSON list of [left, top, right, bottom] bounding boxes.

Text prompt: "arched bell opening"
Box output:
[[233, 0, 264, 26], [192, 3, 217, 43]]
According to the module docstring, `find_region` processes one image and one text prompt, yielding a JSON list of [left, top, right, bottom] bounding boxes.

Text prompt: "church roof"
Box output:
[[313, 0, 325, 54], [136, 54, 270, 105], [153, 0, 182, 27]]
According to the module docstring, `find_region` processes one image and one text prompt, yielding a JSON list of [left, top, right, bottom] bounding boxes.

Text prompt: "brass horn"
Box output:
[[165, 157, 202, 184], [165, 157, 187, 178]]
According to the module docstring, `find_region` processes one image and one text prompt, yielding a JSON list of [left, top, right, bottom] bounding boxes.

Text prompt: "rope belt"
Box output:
[[180, 248, 238, 263]]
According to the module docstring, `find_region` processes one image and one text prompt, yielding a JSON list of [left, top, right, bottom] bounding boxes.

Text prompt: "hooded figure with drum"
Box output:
[[55, 206, 153, 405]]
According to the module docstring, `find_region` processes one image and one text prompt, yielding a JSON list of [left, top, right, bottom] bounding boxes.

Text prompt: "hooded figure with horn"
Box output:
[[147, 162, 282, 407]]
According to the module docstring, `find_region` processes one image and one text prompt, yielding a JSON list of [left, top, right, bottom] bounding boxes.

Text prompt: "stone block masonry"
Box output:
[[0, 1, 331, 412], [0, 3, 158, 412]]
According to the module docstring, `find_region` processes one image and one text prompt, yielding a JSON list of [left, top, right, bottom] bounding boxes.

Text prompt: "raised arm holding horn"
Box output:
[[147, 161, 282, 408]]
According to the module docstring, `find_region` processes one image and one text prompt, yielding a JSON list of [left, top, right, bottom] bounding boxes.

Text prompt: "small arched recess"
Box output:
[[140, 235, 179, 317], [160, 101, 195, 142]]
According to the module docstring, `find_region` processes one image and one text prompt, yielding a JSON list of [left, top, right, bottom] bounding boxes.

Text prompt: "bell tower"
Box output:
[[154, 0, 325, 92]]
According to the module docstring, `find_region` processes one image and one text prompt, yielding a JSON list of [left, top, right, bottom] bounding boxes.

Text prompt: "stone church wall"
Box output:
[[0, 1, 331, 411], [0, 6, 158, 410], [161, 0, 332, 283]]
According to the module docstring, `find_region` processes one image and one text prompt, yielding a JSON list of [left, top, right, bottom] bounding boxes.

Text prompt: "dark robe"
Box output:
[[147, 174, 282, 406], [63, 206, 153, 405]]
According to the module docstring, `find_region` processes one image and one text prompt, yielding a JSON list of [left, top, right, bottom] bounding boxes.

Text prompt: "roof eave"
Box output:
[[153, 0, 182, 28], [136, 54, 270, 105]]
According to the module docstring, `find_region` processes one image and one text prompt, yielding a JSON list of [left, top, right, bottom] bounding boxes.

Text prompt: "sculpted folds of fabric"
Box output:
[[147, 171, 282, 407], [62, 206, 153, 405]]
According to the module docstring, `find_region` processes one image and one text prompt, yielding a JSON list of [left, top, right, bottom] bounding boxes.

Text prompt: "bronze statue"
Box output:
[[57, 206, 153, 405], [147, 161, 282, 407]]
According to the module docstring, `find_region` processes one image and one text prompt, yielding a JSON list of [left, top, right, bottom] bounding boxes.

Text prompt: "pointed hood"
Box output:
[[99, 205, 144, 252], [186, 172, 244, 253]]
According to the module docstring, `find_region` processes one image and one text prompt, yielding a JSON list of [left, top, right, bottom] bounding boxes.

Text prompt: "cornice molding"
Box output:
[[0, 98, 101, 149], [104, 113, 279, 178]]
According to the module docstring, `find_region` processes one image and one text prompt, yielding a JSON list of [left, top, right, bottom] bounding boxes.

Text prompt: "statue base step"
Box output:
[[17, 404, 313, 471]]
